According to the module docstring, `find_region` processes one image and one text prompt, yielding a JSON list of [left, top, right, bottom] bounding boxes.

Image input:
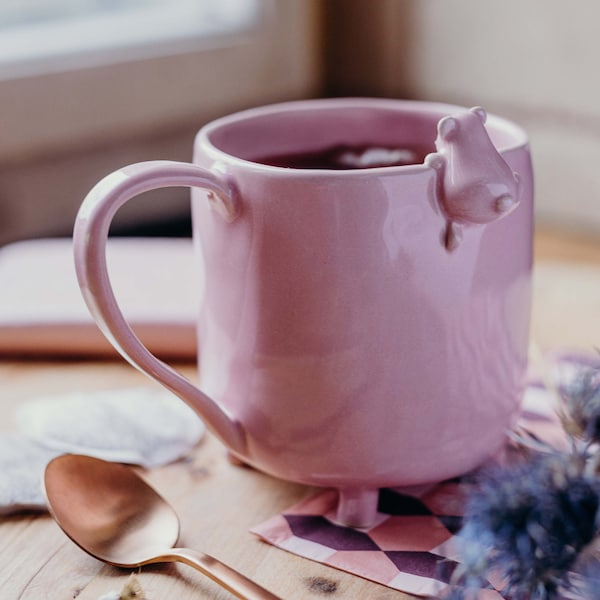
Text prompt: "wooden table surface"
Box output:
[[2, 227, 600, 600]]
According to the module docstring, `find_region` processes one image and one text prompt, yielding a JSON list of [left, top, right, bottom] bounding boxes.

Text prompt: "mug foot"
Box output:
[[335, 487, 379, 528]]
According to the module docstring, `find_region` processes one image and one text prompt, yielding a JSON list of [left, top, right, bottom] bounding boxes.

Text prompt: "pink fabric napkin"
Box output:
[[251, 381, 567, 599]]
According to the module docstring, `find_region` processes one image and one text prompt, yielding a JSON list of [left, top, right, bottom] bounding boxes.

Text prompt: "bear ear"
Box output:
[[438, 116, 458, 141], [471, 106, 487, 123]]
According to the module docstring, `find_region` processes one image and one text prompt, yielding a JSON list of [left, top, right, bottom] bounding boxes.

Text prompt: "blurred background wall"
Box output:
[[1, 0, 599, 245], [323, 0, 600, 238]]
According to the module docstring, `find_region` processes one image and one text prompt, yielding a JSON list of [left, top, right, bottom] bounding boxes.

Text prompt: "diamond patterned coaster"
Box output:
[[252, 483, 484, 598], [251, 382, 567, 598]]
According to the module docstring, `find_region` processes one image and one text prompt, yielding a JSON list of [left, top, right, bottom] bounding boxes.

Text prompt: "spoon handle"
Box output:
[[165, 547, 281, 599]]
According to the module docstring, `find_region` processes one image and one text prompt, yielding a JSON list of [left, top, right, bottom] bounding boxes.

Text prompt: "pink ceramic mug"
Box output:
[[74, 98, 533, 527]]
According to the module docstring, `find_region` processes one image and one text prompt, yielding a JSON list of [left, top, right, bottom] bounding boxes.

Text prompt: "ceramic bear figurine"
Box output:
[[426, 106, 521, 251]]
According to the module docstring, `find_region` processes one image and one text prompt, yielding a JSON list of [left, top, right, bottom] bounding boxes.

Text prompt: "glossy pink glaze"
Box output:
[[73, 98, 533, 527]]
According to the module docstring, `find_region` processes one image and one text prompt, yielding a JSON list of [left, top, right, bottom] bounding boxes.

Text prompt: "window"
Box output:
[[0, 0, 321, 163], [0, 0, 321, 244], [0, 0, 261, 79]]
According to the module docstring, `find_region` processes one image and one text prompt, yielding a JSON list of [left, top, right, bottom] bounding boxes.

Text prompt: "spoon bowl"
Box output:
[[44, 454, 279, 599]]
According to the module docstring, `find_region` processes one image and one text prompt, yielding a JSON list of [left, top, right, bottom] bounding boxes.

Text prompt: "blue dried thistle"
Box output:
[[559, 363, 600, 448], [456, 453, 600, 600], [571, 554, 600, 599]]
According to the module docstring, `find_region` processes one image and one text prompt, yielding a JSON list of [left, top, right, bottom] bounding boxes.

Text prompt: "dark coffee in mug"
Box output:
[[254, 143, 432, 170]]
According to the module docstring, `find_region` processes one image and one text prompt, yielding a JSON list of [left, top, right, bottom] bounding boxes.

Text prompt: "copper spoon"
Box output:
[[43, 454, 280, 600]]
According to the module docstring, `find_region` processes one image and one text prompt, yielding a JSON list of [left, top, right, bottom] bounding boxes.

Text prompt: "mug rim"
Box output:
[[195, 97, 530, 176]]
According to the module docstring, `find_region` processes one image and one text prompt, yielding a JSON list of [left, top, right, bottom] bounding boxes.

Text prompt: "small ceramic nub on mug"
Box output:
[[73, 98, 533, 528]]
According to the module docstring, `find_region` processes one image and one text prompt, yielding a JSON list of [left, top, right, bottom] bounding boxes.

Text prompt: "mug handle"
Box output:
[[73, 161, 247, 455]]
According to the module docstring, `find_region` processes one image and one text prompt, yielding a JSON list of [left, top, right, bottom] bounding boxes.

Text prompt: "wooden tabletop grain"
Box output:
[[1, 227, 600, 600]]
